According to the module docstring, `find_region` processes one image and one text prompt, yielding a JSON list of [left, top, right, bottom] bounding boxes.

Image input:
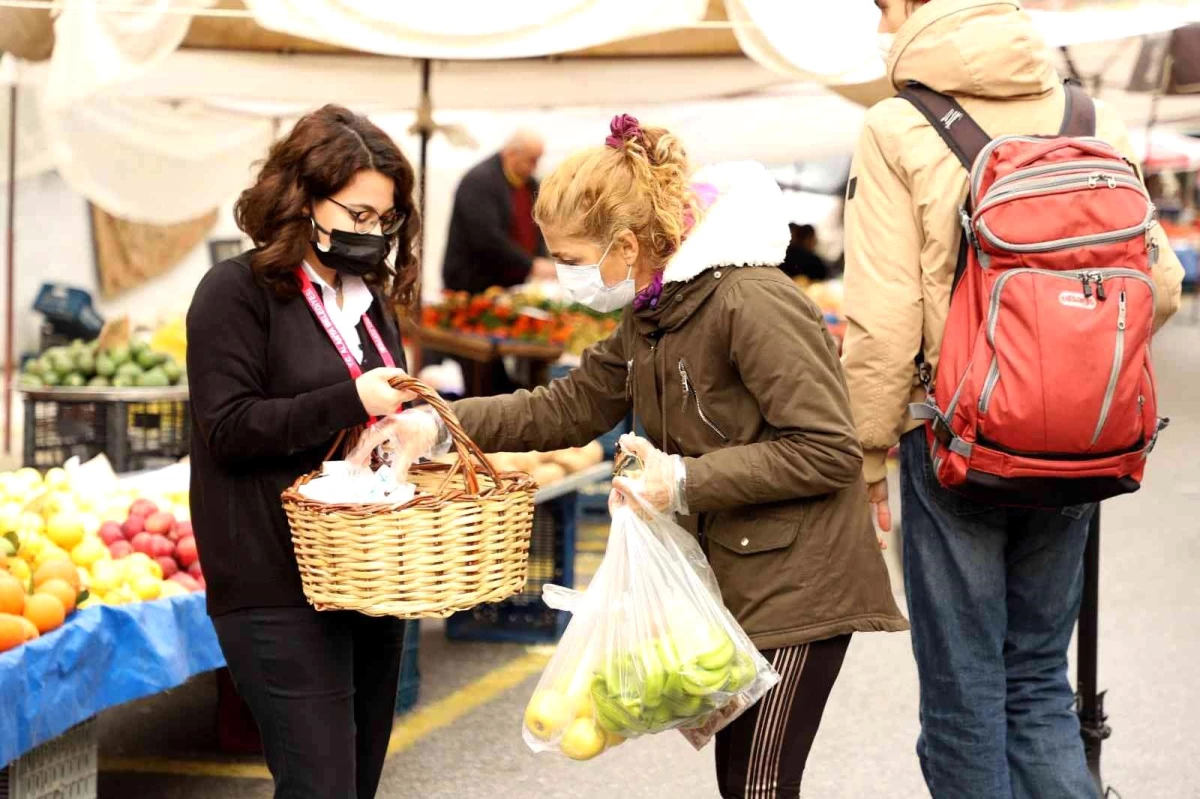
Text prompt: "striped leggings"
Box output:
[[715, 634, 852, 799]]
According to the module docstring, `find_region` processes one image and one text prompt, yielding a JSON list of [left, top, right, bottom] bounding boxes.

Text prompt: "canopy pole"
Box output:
[[408, 58, 433, 373], [418, 58, 431, 228], [4, 84, 17, 457]]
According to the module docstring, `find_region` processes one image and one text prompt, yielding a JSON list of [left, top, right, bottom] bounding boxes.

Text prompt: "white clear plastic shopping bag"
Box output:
[[522, 495, 780, 760]]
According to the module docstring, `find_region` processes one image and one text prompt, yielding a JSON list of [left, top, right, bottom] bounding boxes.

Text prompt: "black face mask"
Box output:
[[311, 220, 390, 277]]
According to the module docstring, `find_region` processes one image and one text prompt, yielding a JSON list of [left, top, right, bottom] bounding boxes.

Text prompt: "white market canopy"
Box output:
[[2, 0, 1200, 226]]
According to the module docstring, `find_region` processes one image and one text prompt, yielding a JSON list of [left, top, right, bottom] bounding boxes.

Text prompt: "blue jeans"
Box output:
[[899, 430, 1099, 799]]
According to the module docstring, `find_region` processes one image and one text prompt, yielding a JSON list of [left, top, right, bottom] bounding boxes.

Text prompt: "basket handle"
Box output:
[[388, 375, 500, 495]]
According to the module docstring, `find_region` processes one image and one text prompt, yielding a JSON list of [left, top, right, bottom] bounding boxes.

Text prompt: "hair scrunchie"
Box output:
[[605, 114, 643, 150]]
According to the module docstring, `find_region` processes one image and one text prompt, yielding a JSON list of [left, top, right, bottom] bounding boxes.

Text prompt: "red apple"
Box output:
[[122, 514, 146, 539], [170, 573, 201, 593], [144, 512, 176, 536], [151, 535, 175, 559], [131, 532, 156, 556], [155, 556, 179, 579], [195, 575, 206, 592], [99, 522, 125, 546], [187, 562, 203, 580], [108, 540, 134, 559], [129, 499, 158, 518], [176, 521, 192, 538], [175, 536, 199, 569]]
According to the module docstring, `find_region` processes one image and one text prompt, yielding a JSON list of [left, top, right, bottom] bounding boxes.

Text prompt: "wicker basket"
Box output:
[[281, 376, 537, 618]]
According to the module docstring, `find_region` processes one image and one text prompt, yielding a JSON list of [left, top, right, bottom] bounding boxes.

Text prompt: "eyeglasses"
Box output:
[[324, 196, 406, 235]]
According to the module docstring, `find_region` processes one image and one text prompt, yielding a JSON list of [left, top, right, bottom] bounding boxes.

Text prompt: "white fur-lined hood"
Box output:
[[662, 161, 790, 285]]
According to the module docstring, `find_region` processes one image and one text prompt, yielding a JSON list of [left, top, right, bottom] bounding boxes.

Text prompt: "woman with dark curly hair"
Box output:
[[186, 105, 418, 798]]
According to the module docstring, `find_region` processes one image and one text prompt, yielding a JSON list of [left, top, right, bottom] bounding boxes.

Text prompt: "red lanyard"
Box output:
[[296, 267, 396, 421]]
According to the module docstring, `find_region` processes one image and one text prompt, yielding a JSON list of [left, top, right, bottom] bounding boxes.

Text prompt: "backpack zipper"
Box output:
[[987, 268, 1155, 344], [970, 135, 1121, 205], [977, 269, 1155, 429], [677, 360, 728, 441], [977, 204, 1155, 257], [987, 159, 1137, 194], [978, 356, 1001, 415], [976, 173, 1147, 216], [1092, 290, 1127, 446]]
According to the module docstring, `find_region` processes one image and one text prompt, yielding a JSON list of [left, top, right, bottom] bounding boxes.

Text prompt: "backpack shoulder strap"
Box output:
[[1059, 80, 1097, 137], [897, 82, 992, 171], [897, 83, 992, 386]]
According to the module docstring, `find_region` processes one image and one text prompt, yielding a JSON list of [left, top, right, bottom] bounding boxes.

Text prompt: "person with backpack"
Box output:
[[843, 1, 1185, 797]]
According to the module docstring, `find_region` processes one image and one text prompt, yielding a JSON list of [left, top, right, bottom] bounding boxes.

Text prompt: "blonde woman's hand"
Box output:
[[355, 368, 415, 417], [609, 434, 688, 516]]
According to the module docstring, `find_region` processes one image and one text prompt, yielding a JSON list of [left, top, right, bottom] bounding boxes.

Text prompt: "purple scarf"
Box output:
[[633, 181, 720, 312]]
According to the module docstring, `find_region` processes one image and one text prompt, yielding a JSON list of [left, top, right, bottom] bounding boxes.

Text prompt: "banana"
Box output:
[[663, 671, 686, 700], [726, 653, 756, 693], [664, 692, 705, 719], [680, 664, 731, 696], [647, 703, 675, 731], [638, 654, 666, 708], [593, 690, 642, 735], [695, 635, 736, 671]]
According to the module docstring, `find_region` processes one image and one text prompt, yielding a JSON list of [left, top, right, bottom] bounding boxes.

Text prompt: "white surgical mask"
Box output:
[[555, 240, 636, 313], [877, 33, 895, 65]]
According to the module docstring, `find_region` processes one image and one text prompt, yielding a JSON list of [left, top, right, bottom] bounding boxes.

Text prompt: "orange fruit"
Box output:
[[23, 593, 65, 634], [0, 613, 25, 652], [34, 559, 81, 591], [15, 615, 39, 641], [36, 579, 77, 614], [0, 573, 25, 616]]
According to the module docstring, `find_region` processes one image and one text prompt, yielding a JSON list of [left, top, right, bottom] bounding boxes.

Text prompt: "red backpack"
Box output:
[[900, 81, 1168, 508]]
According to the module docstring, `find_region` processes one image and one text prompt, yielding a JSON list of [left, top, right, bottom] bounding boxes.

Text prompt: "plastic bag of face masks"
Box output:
[[521, 491, 780, 760]]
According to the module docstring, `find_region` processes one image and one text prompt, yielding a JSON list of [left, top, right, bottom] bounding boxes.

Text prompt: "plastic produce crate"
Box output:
[[0, 719, 97, 799], [445, 492, 577, 644], [395, 620, 421, 715], [20, 387, 190, 473]]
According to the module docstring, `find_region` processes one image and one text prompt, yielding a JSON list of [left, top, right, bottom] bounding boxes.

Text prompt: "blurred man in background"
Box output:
[[781, 223, 830, 282], [443, 131, 555, 294]]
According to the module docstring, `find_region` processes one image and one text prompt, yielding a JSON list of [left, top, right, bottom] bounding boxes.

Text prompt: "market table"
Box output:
[[403, 320, 565, 396], [0, 592, 223, 769]]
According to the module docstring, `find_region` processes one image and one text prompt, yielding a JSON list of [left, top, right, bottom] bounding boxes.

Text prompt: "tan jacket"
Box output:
[[455, 162, 907, 650], [842, 0, 1185, 484]]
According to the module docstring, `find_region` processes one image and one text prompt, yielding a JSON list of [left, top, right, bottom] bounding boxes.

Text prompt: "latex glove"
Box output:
[[347, 406, 451, 482], [610, 434, 688, 516]]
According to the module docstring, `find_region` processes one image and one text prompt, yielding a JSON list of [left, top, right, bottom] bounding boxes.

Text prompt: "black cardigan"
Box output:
[[442, 153, 548, 295], [186, 254, 406, 616]]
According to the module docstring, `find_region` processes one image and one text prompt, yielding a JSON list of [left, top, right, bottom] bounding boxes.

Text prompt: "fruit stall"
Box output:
[[409, 288, 621, 396], [0, 461, 222, 794]]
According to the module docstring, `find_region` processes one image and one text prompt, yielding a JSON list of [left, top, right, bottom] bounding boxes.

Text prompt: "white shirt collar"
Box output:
[[302, 261, 375, 362]]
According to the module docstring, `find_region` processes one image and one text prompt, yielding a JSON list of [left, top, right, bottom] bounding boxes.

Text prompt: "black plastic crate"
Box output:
[[21, 390, 190, 473], [444, 493, 578, 644], [395, 620, 421, 715]]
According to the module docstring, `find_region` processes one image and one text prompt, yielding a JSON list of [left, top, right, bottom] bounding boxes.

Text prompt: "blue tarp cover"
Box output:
[[0, 593, 224, 767]]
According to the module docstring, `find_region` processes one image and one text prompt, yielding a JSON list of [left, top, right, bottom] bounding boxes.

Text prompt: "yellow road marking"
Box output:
[[386, 651, 549, 756], [98, 757, 272, 780], [100, 651, 551, 781]]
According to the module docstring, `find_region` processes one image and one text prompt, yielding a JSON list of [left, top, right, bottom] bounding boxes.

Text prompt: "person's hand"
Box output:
[[867, 478, 891, 550], [530, 257, 557, 281], [347, 407, 449, 482], [610, 434, 687, 516], [355, 368, 415, 417]]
